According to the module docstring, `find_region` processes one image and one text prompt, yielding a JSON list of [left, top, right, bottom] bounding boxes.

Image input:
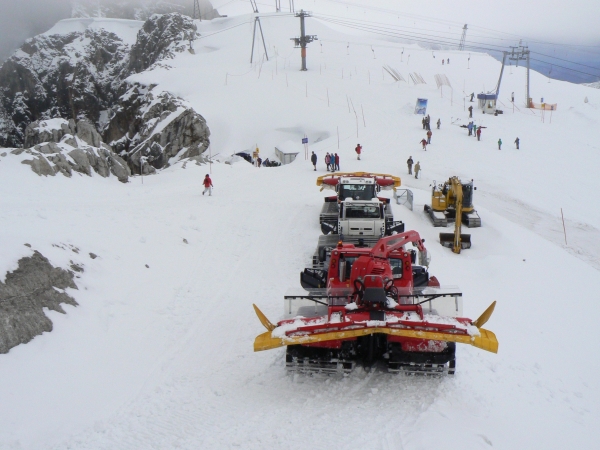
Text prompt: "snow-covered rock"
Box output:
[[106, 83, 210, 173], [128, 13, 200, 74], [18, 118, 131, 182], [0, 27, 129, 147], [0, 12, 210, 161]]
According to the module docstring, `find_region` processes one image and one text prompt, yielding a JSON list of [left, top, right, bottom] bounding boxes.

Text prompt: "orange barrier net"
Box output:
[[529, 101, 557, 110]]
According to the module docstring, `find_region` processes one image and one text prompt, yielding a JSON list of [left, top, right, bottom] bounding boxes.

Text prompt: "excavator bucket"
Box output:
[[439, 233, 472, 250]]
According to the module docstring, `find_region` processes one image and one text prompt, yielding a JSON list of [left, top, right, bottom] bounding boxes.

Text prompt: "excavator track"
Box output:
[[424, 204, 448, 227], [462, 210, 482, 228]]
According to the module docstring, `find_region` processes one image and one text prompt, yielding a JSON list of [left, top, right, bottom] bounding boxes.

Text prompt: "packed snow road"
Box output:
[[1, 8, 600, 450]]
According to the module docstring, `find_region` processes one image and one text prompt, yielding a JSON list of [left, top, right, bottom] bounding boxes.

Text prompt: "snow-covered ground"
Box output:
[[1, 8, 600, 450]]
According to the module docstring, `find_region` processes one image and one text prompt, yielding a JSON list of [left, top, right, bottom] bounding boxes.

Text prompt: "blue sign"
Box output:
[[414, 98, 428, 115], [302, 137, 308, 144]]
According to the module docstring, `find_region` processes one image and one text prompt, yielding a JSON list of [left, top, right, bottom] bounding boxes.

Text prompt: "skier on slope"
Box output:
[[203, 174, 213, 196], [355, 144, 362, 160]]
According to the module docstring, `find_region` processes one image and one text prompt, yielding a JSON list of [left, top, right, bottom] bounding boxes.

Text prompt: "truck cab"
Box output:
[[338, 199, 385, 238]]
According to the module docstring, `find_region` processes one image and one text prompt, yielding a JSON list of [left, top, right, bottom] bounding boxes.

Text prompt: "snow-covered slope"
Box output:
[[1, 9, 599, 450]]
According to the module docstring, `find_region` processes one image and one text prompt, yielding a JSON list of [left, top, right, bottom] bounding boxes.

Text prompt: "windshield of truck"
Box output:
[[339, 184, 376, 200], [345, 204, 381, 219]]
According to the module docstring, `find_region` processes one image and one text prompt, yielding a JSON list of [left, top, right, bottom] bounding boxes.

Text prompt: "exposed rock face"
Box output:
[[106, 83, 210, 173], [0, 12, 209, 164], [24, 118, 76, 148], [0, 251, 78, 354], [128, 13, 199, 74], [19, 118, 131, 182], [0, 28, 129, 147]]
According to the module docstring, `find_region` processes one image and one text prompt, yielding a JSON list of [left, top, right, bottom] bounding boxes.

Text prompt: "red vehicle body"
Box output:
[[254, 231, 498, 375]]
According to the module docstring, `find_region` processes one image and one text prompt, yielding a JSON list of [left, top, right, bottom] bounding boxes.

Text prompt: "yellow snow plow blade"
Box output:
[[253, 306, 498, 354], [473, 301, 496, 328], [253, 304, 276, 331], [254, 327, 498, 353]]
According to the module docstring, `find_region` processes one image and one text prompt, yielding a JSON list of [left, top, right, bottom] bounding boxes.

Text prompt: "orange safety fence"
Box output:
[[529, 101, 557, 110]]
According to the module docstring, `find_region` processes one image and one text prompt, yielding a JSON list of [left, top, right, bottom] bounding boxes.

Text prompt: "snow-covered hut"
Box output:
[[477, 93, 498, 114]]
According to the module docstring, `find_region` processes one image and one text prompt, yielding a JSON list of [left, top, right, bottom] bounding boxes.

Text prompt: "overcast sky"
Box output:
[[0, 0, 598, 81], [0, 0, 71, 61]]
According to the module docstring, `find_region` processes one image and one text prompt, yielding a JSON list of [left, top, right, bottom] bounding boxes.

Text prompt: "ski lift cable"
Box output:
[[530, 51, 600, 71], [530, 58, 600, 78], [312, 14, 509, 49], [313, 15, 511, 52], [195, 19, 255, 40], [315, 0, 600, 53], [313, 13, 600, 75]]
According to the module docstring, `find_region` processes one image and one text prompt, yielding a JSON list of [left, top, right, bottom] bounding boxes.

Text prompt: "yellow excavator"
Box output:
[[424, 177, 481, 253]]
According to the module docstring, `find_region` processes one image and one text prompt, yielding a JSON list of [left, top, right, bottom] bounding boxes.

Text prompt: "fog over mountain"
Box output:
[[1, 0, 599, 83], [0, 0, 218, 63], [0, 0, 71, 63]]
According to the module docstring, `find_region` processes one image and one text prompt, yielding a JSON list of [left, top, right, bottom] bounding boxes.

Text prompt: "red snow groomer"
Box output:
[[253, 231, 498, 375]]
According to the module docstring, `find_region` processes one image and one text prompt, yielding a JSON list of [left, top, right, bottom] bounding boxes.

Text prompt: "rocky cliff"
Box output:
[[0, 12, 210, 172], [107, 83, 210, 173], [0, 250, 79, 354], [0, 27, 129, 147], [16, 118, 131, 182]]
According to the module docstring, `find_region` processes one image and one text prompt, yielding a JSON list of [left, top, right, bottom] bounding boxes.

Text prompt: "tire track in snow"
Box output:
[[479, 190, 600, 271]]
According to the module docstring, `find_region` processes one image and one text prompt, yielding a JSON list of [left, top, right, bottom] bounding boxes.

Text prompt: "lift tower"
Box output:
[[291, 10, 317, 71], [193, 0, 202, 20], [459, 25, 468, 51]]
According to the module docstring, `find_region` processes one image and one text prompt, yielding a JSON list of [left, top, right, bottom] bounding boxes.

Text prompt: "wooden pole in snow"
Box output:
[[561, 208, 567, 245], [361, 104, 366, 127]]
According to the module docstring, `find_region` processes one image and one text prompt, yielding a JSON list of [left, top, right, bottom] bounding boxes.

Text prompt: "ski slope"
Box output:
[[1, 8, 600, 450]]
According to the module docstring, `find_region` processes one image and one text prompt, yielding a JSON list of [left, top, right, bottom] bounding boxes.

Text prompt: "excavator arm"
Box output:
[[439, 177, 472, 253]]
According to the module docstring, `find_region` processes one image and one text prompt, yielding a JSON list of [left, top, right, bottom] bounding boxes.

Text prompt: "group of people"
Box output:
[[326, 152, 340, 171], [406, 156, 421, 179], [310, 151, 340, 172], [421, 115, 432, 131], [497, 138, 520, 150], [466, 121, 482, 140]]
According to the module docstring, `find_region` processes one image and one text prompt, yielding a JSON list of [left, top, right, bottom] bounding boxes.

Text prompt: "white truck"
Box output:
[[319, 174, 404, 242]]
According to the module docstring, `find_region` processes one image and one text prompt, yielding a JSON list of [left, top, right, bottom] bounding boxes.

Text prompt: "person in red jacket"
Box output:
[[202, 174, 213, 196], [420, 138, 427, 150], [355, 143, 362, 160]]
